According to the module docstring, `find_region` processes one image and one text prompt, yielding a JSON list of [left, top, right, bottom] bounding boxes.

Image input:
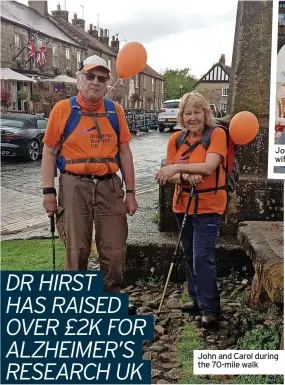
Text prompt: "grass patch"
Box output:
[[1, 239, 97, 271], [237, 324, 281, 350], [151, 212, 160, 224]]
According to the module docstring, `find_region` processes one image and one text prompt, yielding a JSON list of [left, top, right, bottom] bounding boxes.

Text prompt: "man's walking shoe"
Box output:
[[201, 315, 219, 330], [181, 301, 200, 314], [128, 302, 137, 315]]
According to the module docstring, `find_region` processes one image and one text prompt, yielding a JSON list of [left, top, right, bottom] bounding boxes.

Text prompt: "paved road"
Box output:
[[1, 130, 172, 235]]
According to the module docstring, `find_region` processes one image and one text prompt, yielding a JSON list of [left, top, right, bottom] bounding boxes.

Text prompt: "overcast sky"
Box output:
[[15, 0, 238, 78]]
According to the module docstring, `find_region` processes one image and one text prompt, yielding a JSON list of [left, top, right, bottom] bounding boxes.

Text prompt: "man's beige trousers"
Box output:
[[56, 173, 128, 293]]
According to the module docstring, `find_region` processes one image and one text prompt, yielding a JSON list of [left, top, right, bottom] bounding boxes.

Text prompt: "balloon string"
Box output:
[[104, 78, 121, 98]]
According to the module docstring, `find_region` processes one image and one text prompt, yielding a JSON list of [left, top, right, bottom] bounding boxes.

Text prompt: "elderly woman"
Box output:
[[155, 91, 227, 329]]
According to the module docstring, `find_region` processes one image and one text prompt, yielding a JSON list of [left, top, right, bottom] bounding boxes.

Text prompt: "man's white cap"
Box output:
[[82, 55, 110, 72]]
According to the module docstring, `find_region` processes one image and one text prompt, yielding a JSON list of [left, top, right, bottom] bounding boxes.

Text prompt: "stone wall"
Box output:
[[1, 20, 80, 77], [195, 82, 229, 109], [227, 1, 272, 128]]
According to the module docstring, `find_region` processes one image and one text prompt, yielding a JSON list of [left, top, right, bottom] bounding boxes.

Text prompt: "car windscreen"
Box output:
[[162, 102, 179, 109], [0, 119, 25, 128]]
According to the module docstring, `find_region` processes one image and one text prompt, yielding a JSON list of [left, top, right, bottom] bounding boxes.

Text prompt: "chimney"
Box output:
[[88, 25, 99, 38], [99, 28, 109, 46], [28, 1, 48, 15], [219, 54, 226, 65], [111, 35, 120, 52], [51, 3, 69, 22], [72, 12, 85, 30]]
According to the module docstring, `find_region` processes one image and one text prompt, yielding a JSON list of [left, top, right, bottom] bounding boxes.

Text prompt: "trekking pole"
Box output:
[[50, 215, 56, 270], [157, 184, 196, 318]]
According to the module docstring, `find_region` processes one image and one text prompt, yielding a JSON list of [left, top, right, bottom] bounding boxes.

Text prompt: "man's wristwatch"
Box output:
[[126, 189, 136, 194], [43, 187, 57, 196]]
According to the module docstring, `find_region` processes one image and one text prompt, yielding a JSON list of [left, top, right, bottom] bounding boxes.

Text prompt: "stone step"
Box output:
[[237, 221, 284, 307]]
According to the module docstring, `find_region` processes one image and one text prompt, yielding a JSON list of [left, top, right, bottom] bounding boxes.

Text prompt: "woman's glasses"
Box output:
[[83, 72, 109, 83]]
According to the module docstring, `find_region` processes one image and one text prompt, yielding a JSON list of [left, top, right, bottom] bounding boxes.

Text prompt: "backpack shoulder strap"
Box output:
[[104, 98, 120, 137], [175, 130, 188, 150], [63, 96, 81, 139], [201, 125, 216, 150]]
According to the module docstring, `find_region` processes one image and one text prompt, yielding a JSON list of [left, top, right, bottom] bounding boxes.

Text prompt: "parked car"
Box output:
[[0, 113, 47, 161], [157, 99, 180, 132]]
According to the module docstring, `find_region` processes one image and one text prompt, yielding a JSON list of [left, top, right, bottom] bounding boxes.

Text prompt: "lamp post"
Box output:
[[179, 84, 183, 97]]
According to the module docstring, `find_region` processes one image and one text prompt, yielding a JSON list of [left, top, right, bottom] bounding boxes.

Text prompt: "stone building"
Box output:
[[194, 54, 231, 114], [0, 0, 164, 111], [49, 3, 164, 110], [0, 0, 82, 111]]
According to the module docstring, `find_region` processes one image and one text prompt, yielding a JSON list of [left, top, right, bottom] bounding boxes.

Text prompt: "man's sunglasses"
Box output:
[[83, 72, 109, 83]]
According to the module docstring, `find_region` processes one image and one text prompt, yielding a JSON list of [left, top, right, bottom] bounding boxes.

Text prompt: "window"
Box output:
[[108, 59, 111, 70], [53, 45, 59, 67], [66, 48, 71, 70], [152, 78, 155, 92], [135, 74, 139, 88], [37, 119, 47, 130], [77, 51, 81, 70], [37, 39, 43, 49], [161, 81, 164, 95], [220, 103, 227, 112], [222, 87, 229, 96], [0, 118, 24, 128], [65, 86, 71, 96], [15, 34, 21, 49], [143, 75, 146, 90]]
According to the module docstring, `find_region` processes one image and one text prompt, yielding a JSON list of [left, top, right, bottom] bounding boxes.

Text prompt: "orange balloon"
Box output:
[[116, 42, 147, 79], [229, 111, 259, 145]]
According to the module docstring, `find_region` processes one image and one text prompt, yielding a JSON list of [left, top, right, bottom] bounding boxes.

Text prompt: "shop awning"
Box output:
[[40, 75, 77, 84], [0, 68, 35, 82]]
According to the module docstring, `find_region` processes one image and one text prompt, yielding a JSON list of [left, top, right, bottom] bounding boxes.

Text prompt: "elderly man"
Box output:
[[42, 55, 138, 294]]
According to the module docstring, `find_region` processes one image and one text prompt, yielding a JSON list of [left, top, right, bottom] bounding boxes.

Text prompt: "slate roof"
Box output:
[[142, 64, 164, 80], [48, 16, 117, 57], [1, 1, 80, 46]]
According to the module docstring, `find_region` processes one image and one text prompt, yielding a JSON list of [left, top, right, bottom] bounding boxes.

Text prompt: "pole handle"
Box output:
[[50, 215, 55, 233]]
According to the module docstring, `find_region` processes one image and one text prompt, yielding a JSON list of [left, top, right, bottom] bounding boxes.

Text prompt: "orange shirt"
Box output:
[[166, 127, 227, 215], [43, 92, 132, 176]]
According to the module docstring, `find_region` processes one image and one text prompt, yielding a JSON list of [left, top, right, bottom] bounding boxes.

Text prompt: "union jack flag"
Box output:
[[27, 39, 36, 57], [36, 46, 46, 66]]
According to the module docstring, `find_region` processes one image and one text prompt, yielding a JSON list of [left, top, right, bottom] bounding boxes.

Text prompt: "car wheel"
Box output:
[[158, 124, 165, 132], [27, 140, 40, 161]]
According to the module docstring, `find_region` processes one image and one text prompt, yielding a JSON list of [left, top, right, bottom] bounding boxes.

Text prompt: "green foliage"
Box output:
[[152, 212, 160, 224], [130, 92, 140, 106], [234, 375, 284, 384], [237, 324, 281, 350], [136, 267, 163, 288], [31, 93, 42, 102], [1, 239, 97, 271], [160, 68, 196, 100], [17, 88, 28, 101]]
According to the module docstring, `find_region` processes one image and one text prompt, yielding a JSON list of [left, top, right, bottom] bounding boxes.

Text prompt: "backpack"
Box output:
[[54, 96, 120, 174], [175, 125, 239, 193]]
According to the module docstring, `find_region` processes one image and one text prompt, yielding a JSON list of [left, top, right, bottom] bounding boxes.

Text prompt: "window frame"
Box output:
[[52, 44, 59, 68], [222, 87, 229, 97]]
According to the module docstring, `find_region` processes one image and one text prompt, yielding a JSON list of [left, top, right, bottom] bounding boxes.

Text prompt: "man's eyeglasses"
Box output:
[[83, 72, 109, 83]]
